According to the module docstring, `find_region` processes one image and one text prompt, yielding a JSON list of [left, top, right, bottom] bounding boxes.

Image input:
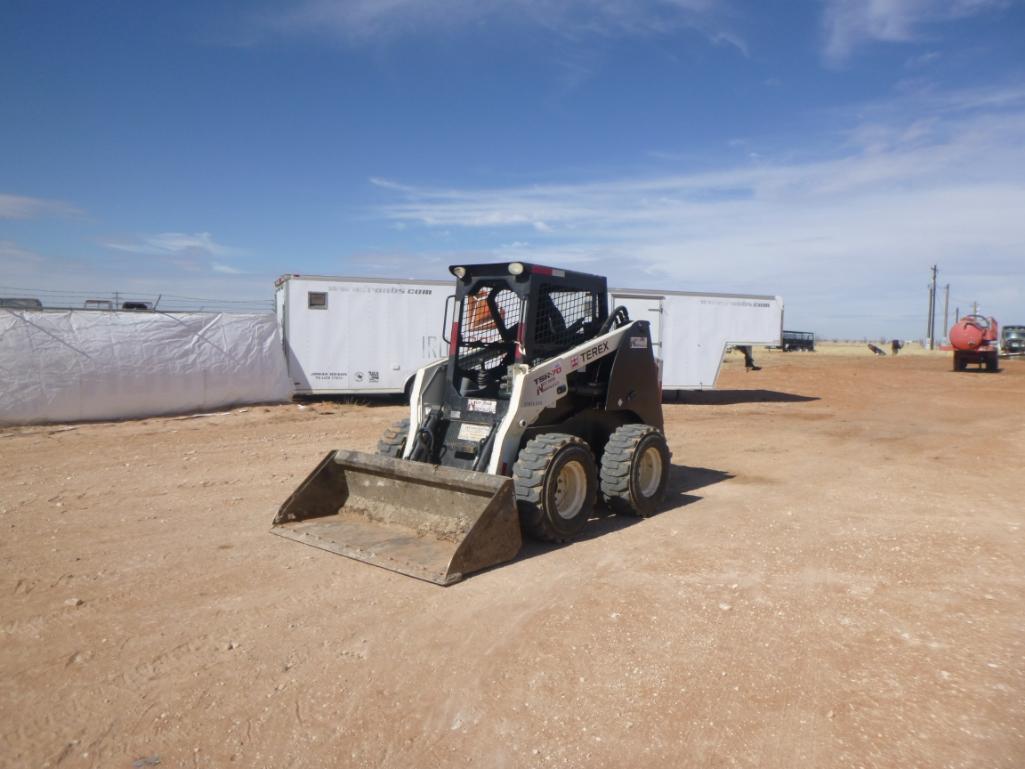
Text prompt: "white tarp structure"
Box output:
[[0, 310, 292, 426]]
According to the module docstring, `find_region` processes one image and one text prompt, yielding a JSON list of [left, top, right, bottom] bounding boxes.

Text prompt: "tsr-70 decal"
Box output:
[[532, 363, 563, 395]]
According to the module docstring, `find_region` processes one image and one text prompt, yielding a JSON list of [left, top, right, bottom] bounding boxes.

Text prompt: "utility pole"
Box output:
[[955, 307, 960, 323], [927, 265, 938, 349], [973, 301, 978, 316], [926, 287, 933, 344], [942, 284, 950, 342]]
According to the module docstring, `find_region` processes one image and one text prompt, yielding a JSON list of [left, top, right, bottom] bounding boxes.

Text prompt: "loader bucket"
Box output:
[[271, 450, 522, 585]]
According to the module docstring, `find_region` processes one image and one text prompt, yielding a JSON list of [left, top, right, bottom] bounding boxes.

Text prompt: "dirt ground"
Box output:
[[2, 350, 1023, 769]]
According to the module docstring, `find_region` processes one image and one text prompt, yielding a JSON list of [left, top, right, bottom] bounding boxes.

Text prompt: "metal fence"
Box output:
[[0, 285, 274, 314]]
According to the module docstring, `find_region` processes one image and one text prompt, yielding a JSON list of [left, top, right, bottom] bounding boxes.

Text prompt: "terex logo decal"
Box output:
[[532, 339, 614, 398], [571, 340, 609, 370]]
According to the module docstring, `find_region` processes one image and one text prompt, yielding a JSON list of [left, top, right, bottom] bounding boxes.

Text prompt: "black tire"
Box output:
[[985, 352, 999, 372], [376, 418, 410, 458], [513, 433, 597, 543], [600, 424, 671, 517]]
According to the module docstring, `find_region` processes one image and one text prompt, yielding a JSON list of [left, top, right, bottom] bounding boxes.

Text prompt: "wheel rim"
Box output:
[[553, 460, 587, 520], [636, 445, 663, 498]]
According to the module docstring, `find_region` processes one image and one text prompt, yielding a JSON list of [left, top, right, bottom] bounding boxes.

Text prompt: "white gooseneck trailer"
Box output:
[[275, 273, 783, 396]]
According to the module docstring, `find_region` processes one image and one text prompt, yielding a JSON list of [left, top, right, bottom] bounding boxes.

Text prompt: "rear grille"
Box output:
[[533, 285, 600, 350]]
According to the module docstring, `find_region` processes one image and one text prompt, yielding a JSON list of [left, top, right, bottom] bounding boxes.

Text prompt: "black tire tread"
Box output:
[[600, 424, 671, 517], [376, 418, 410, 457], [513, 433, 596, 543]]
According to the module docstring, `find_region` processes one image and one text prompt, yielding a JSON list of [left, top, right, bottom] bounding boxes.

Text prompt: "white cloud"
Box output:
[[905, 50, 940, 68], [104, 231, 244, 258], [368, 85, 1025, 337], [0, 241, 92, 292], [0, 240, 45, 264], [264, 0, 744, 52], [0, 193, 82, 220], [101, 232, 247, 278], [821, 0, 1006, 64]]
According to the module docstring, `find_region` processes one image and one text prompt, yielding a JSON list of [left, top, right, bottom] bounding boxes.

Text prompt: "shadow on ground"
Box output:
[[300, 390, 822, 408], [295, 393, 409, 408], [510, 464, 733, 564], [665, 389, 819, 405]]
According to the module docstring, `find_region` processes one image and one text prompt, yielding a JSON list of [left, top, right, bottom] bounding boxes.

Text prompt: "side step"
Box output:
[[271, 450, 522, 585]]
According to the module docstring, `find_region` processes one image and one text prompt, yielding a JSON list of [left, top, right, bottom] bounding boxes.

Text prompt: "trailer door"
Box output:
[[610, 293, 663, 351], [610, 293, 664, 382]]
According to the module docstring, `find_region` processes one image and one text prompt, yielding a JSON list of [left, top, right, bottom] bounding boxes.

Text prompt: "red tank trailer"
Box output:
[[943, 315, 1000, 372]]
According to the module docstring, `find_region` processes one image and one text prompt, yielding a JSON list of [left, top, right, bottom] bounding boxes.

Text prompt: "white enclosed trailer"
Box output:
[[276, 274, 782, 395], [609, 289, 783, 389], [275, 274, 450, 395]]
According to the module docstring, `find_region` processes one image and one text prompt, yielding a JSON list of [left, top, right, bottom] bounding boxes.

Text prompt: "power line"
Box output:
[[0, 285, 273, 313], [158, 294, 274, 305]]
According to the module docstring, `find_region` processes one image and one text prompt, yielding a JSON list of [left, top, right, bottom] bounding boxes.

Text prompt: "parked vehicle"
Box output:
[[274, 273, 784, 396], [1000, 325, 1025, 358], [781, 329, 815, 351], [944, 315, 1000, 372], [0, 297, 43, 309], [84, 299, 114, 310]]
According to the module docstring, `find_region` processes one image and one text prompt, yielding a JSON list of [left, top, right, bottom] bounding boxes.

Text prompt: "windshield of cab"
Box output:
[[453, 281, 524, 394]]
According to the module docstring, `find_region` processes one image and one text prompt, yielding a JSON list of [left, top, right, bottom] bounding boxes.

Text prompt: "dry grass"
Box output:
[[811, 341, 947, 357]]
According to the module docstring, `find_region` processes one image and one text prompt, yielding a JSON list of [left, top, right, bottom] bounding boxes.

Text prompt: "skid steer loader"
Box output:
[[272, 262, 671, 584]]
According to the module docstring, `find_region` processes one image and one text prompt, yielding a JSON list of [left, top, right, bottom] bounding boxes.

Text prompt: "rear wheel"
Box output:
[[985, 351, 999, 372], [513, 433, 597, 542], [600, 424, 671, 517], [376, 418, 410, 458]]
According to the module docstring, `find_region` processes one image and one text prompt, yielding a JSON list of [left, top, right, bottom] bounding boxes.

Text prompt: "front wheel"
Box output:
[[376, 418, 410, 458], [600, 424, 671, 517], [513, 434, 597, 542]]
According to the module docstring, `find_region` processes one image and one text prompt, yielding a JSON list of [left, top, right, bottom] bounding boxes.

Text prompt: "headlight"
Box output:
[[452, 266, 467, 278], [508, 262, 525, 276]]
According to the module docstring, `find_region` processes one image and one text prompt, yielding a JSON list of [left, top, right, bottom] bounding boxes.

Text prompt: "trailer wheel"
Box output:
[[514, 434, 597, 542], [985, 352, 999, 372], [600, 424, 671, 517], [376, 418, 410, 458]]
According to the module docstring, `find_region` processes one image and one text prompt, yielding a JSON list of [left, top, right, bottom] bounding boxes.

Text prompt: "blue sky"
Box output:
[[2, 0, 1023, 336]]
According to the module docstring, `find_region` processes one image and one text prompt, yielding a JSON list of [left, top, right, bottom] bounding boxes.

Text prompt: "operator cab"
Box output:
[[447, 262, 609, 398]]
